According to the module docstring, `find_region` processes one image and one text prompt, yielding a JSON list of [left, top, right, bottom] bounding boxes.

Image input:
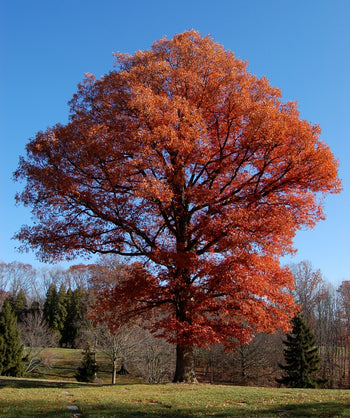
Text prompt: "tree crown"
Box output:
[[15, 30, 341, 352]]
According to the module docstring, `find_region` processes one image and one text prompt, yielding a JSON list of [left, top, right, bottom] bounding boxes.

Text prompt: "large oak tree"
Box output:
[[15, 31, 341, 382]]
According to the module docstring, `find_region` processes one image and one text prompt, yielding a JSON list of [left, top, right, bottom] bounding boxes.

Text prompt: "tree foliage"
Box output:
[[15, 31, 341, 382], [43, 284, 61, 333], [13, 289, 27, 320], [60, 287, 85, 348], [75, 343, 98, 383], [0, 300, 24, 377], [43, 283, 86, 347]]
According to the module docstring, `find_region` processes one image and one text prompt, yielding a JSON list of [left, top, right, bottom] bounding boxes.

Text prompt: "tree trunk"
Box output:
[[173, 344, 197, 383], [112, 359, 117, 385]]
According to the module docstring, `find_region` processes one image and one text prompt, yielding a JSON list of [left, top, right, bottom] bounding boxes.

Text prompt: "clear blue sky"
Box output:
[[1, 0, 349, 286]]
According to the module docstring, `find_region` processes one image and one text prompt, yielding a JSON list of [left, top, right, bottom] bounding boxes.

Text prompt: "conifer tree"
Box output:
[[29, 300, 40, 316], [75, 343, 98, 382], [60, 288, 84, 347], [56, 284, 68, 336], [13, 289, 27, 321], [277, 314, 322, 388], [43, 284, 67, 343], [43, 283, 59, 330], [0, 299, 23, 376]]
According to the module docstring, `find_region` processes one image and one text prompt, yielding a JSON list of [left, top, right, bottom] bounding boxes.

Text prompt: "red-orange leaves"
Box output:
[[15, 30, 341, 382], [91, 262, 161, 330]]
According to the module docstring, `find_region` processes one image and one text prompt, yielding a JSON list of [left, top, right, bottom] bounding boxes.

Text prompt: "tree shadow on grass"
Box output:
[[261, 401, 350, 417], [0, 397, 348, 417], [88, 402, 348, 417], [0, 376, 88, 389], [22, 402, 350, 418], [0, 376, 141, 389], [82, 400, 350, 418]]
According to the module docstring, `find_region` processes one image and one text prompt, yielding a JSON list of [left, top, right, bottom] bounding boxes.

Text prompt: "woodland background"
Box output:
[[1, 258, 349, 388]]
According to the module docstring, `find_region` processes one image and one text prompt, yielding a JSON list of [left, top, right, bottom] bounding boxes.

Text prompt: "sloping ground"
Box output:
[[24, 347, 137, 384]]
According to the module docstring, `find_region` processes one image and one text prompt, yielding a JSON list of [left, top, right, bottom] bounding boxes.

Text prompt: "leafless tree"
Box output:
[[19, 311, 57, 374], [0, 263, 10, 292], [63, 264, 96, 290], [337, 281, 350, 387], [290, 260, 327, 325], [39, 266, 67, 297], [131, 328, 175, 384], [0, 261, 37, 297], [85, 322, 138, 384], [338, 281, 350, 324]]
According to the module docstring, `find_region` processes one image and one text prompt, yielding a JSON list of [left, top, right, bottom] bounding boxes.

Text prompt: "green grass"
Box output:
[[0, 377, 349, 417], [10, 348, 350, 416], [25, 347, 139, 384]]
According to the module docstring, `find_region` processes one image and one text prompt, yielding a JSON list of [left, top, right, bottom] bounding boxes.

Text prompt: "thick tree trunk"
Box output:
[[173, 344, 198, 383]]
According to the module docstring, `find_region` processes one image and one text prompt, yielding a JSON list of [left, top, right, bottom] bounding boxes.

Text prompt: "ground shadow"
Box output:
[[0, 376, 89, 389], [0, 376, 144, 389], [3, 400, 346, 418]]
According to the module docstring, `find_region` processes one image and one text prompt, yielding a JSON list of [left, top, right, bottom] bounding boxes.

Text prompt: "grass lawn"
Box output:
[[25, 347, 137, 384], [0, 377, 349, 417]]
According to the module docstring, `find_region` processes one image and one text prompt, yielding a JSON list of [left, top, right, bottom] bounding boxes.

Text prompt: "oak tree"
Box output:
[[15, 30, 341, 382]]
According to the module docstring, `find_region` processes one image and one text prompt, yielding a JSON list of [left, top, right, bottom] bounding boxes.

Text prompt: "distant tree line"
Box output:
[[0, 259, 349, 387]]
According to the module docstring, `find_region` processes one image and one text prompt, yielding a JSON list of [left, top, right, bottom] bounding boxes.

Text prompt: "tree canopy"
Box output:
[[15, 30, 341, 382], [0, 300, 24, 377]]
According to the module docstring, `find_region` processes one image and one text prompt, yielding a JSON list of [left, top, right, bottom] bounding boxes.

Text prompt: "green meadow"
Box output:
[[0, 347, 348, 417], [0, 377, 349, 417]]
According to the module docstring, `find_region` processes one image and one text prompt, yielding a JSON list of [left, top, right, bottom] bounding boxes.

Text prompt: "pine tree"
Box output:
[[75, 343, 98, 383], [13, 289, 27, 321], [56, 284, 67, 337], [60, 288, 84, 348], [0, 299, 24, 376], [29, 300, 40, 316], [43, 283, 59, 330], [277, 314, 323, 388], [43, 284, 67, 343]]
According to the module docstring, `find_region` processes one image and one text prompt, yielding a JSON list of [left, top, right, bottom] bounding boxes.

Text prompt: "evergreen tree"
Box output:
[[60, 288, 84, 348], [43, 284, 67, 343], [0, 299, 23, 376], [56, 284, 67, 337], [277, 314, 323, 388], [75, 343, 98, 382], [60, 288, 74, 347], [13, 289, 27, 321], [29, 300, 40, 316], [43, 283, 59, 330]]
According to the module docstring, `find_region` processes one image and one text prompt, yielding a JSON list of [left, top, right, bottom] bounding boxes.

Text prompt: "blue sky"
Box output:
[[1, 0, 349, 286]]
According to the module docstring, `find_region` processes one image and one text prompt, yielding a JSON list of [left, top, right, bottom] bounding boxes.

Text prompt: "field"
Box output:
[[25, 347, 130, 384], [0, 377, 349, 417], [0, 347, 349, 417]]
